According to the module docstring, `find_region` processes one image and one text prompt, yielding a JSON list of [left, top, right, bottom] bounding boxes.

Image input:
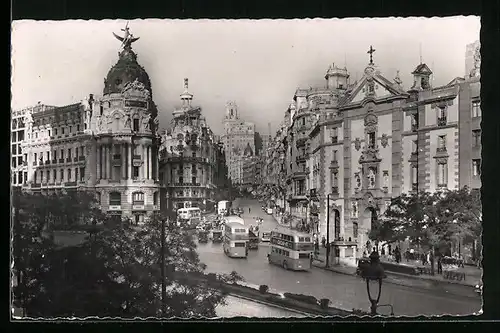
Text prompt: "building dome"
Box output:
[[103, 48, 153, 97]]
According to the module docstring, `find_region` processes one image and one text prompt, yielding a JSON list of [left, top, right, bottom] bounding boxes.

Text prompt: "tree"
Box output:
[[13, 192, 236, 318]]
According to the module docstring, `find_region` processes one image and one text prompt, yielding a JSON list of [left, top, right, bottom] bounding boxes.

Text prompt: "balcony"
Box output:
[[59, 158, 64, 163], [108, 205, 122, 211], [64, 181, 77, 187], [66, 158, 72, 163], [31, 183, 41, 188], [173, 182, 201, 187], [79, 155, 85, 161], [437, 117, 447, 127], [132, 203, 145, 211], [52, 159, 57, 164], [45, 160, 50, 165], [329, 160, 339, 170]]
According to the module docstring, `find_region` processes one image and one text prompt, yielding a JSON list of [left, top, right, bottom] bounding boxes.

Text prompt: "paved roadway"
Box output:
[[198, 198, 482, 316], [216, 295, 307, 318]]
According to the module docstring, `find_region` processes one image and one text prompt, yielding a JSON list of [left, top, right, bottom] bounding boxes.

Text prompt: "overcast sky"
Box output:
[[11, 17, 480, 135]]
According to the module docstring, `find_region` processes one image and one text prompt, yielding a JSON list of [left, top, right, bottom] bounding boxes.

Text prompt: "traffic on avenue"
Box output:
[[198, 198, 482, 317]]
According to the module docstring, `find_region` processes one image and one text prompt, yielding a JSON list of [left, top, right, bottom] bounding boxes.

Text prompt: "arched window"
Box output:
[[109, 192, 121, 206], [132, 191, 144, 205]]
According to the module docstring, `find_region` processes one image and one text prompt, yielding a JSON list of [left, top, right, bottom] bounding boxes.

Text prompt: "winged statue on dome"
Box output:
[[113, 22, 140, 49]]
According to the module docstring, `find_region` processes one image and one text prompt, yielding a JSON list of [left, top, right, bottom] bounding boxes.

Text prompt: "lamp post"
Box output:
[[160, 216, 166, 316], [360, 250, 394, 315], [325, 193, 331, 268]]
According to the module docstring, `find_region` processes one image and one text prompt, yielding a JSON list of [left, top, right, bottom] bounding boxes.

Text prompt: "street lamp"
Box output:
[[359, 250, 394, 315], [325, 193, 332, 268]]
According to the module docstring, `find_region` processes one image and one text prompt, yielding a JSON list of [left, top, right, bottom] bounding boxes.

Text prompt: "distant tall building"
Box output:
[[221, 101, 255, 184], [465, 40, 480, 79]]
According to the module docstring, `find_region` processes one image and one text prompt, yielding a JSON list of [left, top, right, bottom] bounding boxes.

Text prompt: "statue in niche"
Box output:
[[352, 201, 358, 218], [381, 134, 389, 148], [142, 114, 151, 130], [354, 138, 361, 151], [368, 168, 376, 188], [124, 115, 131, 129], [355, 173, 361, 190]]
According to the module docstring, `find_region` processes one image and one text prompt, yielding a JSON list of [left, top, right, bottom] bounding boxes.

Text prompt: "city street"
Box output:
[[216, 295, 306, 318], [198, 198, 482, 316]]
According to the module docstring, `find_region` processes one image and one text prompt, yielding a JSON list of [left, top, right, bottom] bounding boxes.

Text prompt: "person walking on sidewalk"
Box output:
[[437, 255, 443, 274], [321, 235, 326, 248], [248, 207, 251, 214]]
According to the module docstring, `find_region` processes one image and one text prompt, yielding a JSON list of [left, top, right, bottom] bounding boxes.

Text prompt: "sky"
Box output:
[[11, 17, 480, 135]]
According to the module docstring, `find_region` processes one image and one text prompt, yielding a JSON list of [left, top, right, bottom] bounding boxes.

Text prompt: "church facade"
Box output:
[[265, 46, 481, 266]]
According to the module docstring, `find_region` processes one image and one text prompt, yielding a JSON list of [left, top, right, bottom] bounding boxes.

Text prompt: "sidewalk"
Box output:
[[312, 248, 481, 289]]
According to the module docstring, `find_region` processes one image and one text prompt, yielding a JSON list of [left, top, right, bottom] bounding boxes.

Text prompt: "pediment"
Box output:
[[346, 75, 404, 105]]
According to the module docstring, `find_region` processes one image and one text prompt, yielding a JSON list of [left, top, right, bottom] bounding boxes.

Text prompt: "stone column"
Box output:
[[122, 144, 127, 179], [102, 145, 106, 179], [148, 146, 153, 180], [128, 142, 132, 179], [155, 148, 159, 181], [107, 145, 112, 180], [97, 144, 101, 180], [139, 144, 144, 179]]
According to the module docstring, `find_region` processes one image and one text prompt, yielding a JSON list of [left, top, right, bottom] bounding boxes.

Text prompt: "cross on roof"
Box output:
[[367, 45, 376, 65]]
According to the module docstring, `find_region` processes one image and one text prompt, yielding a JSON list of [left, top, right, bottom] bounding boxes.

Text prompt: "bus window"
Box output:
[[299, 253, 310, 259], [234, 242, 246, 247]]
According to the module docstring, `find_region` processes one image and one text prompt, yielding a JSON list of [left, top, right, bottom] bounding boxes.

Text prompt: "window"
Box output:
[[60, 169, 64, 181], [24, 172, 27, 183], [353, 222, 358, 239], [67, 168, 72, 181], [18, 172, 23, 184], [69, 126, 72, 133], [437, 162, 448, 186], [68, 148, 72, 159], [60, 149, 64, 159], [471, 100, 481, 118], [332, 172, 338, 187], [11, 144, 16, 155], [368, 132, 376, 148], [48, 130, 51, 137], [61, 127, 65, 135], [192, 176, 196, 184], [333, 150, 337, 161], [331, 128, 338, 143], [192, 152, 196, 157], [109, 192, 121, 206], [80, 167, 85, 181], [34, 153, 37, 161], [133, 119, 140, 131], [77, 125, 80, 132], [192, 164, 197, 173], [179, 176, 184, 184], [53, 170, 57, 182], [47, 170, 51, 183], [438, 135, 446, 149], [472, 159, 481, 177], [11, 157, 16, 168], [75, 168, 79, 182], [135, 214, 145, 225], [18, 131, 24, 141], [472, 129, 481, 147], [35, 132, 38, 139], [133, 166, 139, 179], [153, 192, 158, 205], [133, 192, 145, 205], [46, 151, 49, 161], [55, 128, 58, 136]]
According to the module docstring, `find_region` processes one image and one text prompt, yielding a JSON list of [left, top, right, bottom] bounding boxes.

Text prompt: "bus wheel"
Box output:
[[283, 261, 288, 270]]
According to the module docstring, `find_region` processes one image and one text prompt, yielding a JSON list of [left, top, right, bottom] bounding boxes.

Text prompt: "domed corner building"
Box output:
[[82, 25, 161, 225]]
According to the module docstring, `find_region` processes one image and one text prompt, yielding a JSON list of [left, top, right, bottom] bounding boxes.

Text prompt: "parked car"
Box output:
[[266, 208, 273, 215], [198, 231, 208, 243], [260, 232, 271, 242]]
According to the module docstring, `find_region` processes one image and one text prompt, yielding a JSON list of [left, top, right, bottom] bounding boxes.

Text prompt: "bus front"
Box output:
[[268, 230, 313, 271]]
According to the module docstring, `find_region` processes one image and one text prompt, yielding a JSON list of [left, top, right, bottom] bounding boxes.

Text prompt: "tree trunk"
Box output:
[[430, 245, 435, 275]]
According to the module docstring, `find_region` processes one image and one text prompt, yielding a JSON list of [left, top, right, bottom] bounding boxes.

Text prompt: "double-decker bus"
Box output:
[[267, 227, 313, 271], [177, 207, 201, 227], [221, 215, 245, 226], [223, 222, 249, 258]]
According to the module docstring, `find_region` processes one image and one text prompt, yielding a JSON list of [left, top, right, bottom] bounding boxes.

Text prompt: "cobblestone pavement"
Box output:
[[197, 198, 482, 316]]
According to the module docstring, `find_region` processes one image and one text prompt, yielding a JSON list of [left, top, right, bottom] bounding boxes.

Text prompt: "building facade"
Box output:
[[158, 79, 227, 213], [221, 101, 255, 185], [19, 25, 161, 224], [263, 46, 481, 265]]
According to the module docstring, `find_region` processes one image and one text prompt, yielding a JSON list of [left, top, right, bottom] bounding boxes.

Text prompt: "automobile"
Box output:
[[260, 232, 271, 242], [212, 229, 223, 243], [196, 223, 206, 231], [248, 230, 259, 250], [198, 231, 208, 243], [266, 208, 273, 215], [237, 207, 244, 215]]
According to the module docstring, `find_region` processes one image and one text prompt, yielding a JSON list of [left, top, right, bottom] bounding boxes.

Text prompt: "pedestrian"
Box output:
[[249, 207, 251, 214], [322, 236, 326, 248], [430, 251, 435, 275], [437, 256, 443, 274], [395, 247, 401, 264]]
